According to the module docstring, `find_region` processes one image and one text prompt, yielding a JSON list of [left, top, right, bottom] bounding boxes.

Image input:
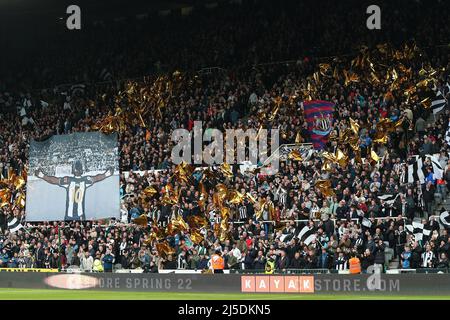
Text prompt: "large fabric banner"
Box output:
[[25, 132, 120, 221], [303, 100, 335, 149]]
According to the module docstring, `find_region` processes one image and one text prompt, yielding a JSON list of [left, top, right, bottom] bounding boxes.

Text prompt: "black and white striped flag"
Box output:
[[439, 210, 450, 228], [401, 155, 425, 184], [378, 194, 398, 206], [405, 221, 431, 241], [238, 205, 247, 220], [432, 90, 447, 114], [445, 121, 450, 147], [427, 154, 444, 180], [280, 232, 294, 243], [443, 82, 450, 97], [296, 225, 316, 245], [7, 217, 24, 233], [401, 155, 443, 184], [361, 217, 372, 228]]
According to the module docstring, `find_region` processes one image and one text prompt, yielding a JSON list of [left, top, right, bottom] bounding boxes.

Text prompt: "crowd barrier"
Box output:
[[0, 268, 58, 273], [3, 267, 446, 275], [1, 271, 450, 295]]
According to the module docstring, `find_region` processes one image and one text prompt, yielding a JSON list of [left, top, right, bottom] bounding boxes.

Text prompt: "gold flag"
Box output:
[[133, 214, 148, 227]]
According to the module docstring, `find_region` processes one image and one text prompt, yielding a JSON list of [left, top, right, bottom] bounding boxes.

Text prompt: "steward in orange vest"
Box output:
[[210, 250, 225, 273], [349, 254, 361, 274]]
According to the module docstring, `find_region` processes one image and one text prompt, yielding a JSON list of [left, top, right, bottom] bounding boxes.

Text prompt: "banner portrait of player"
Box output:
[[25, 132, 120, 221]]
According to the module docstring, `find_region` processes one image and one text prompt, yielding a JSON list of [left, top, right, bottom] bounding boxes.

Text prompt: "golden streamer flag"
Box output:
[[404, 85, 416, 97], [161, 184, 179, 206], [227, 189, 245, 205], [370, 148, 380, 163], [219, 217, 230, 242], [147, 226, 167, 244], [219, 231, 229, 242], [319, 63, 331, 77], [321, 161, 333, 172], [322, 149, 348, 169], [14, 193, 26, 209], [313, 71, 320, 84], [322, 151, 336, 163], [372, 117, 400, 144], [215, 184, 229, 202], [0, 169, 27, 208], [187, 215, 209, 229], [245, 192, 257, 204], [190, 229, 204, 244], [133, 214, 148, 227], [166, 222, 177, 236], [288, 150, 303, 161], [173, 214, 189, 230], [199, 182, 208, 197], [142, 186, 158, 197], [13, 176, 25, 191], [178, 161, 194, 176], [314, 179, 336, 197], [143, 236, 154, 247], [212, 193, 223, 209], [420, 97, 432, 109], [0, 189, 12, 208], [343, 70, 359, 86], [416, 79, 430, 88], [373, 136, 388, 144], [295, 131, 303, 143], [255, 199, 266, 220], [369, 72, 380, 85], [336, 148, 349, 168], [394, 117, 405, 129], [201, 167, 220, 181], [172, 161, 194, 184], [219, 163, 233, 178], [156, 241, 175, 258], [349, 118, 360, 135], [220, 207, 231, 220], [197, 182, 209, 209], [213, 221, 220, 237]]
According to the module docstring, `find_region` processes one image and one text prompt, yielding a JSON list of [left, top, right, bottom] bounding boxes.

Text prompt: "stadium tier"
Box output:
[[0, 0, 450, 287]]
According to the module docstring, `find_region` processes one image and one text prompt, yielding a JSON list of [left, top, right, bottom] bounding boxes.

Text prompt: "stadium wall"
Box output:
[[1, 272, 450, 295]]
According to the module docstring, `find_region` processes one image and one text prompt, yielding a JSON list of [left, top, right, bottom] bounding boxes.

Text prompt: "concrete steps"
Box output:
[[388, 258, 400, 270]]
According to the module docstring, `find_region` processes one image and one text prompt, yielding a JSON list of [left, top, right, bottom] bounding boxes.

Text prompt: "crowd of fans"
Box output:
[[1, 0, 450, 273]]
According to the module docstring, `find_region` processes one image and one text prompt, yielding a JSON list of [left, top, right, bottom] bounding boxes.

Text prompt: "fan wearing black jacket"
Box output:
[[360, 248, 374, 271], [289, 251, 306, 269], [276, 250, 290, 271]]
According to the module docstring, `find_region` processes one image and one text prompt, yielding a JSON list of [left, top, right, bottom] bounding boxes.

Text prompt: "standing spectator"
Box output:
[[360, 249, 374, 272], [102, 249, 115, 272], [334, 251, 348, 271], [373, 240, 385, 272], [421, 244, 435, 268], [80, 251, 94, 272], [401, 245, 412, 269]]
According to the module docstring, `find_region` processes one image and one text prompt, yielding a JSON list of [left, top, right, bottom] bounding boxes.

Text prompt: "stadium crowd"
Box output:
[[1, 0, 450, 273]]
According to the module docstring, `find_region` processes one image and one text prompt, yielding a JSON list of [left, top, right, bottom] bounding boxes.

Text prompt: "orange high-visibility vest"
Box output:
[[211, 254, 224, 270], [349, 257, 361, 274]]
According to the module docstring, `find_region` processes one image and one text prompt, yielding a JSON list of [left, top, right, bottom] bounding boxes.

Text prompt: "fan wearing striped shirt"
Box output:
[[421, 244, 436, 268]]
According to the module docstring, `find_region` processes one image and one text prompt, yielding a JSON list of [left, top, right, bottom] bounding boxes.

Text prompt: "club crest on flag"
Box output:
[[311, 113, 333, 136], [303, 100, 335, 149]]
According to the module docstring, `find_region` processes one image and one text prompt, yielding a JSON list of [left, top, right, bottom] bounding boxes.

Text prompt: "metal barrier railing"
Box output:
[[228, 268, 332, 275]]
